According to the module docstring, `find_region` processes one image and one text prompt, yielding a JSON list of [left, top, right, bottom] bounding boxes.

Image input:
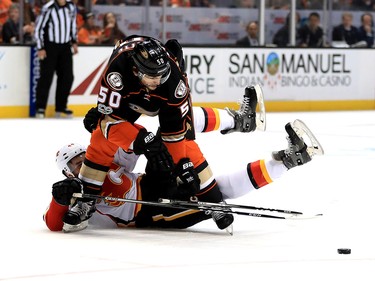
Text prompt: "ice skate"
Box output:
[[55, 109, 74, 119], [62, 200, 96, 232], [35, 109, 45, 119], [221, 84, 266, 134], [272, 119, 324, 169], [211, 211, 234, 235]]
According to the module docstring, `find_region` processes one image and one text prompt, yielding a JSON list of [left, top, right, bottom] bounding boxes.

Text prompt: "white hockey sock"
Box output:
[[216, 158, 288, 200], [193, 107, 234, 133], [216, 108, 235, 131], [264, 157, 288, 180]]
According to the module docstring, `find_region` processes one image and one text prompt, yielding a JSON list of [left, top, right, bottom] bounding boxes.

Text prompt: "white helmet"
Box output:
[[56, 143, 86, 176]]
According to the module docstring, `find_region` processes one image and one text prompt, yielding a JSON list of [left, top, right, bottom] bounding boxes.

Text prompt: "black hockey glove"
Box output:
[[52, 178, 83, 206], [169, 158, 200, 200], [141, 166, 177, 201], [133, 128, 174, 173], [83, 107, 101, 133]]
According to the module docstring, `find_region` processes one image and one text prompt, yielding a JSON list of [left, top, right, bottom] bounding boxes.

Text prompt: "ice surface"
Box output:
[[1, 111, 375, 280]]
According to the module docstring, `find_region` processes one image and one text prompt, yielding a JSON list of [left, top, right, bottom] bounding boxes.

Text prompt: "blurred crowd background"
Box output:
[[0, 0, 374, 47]]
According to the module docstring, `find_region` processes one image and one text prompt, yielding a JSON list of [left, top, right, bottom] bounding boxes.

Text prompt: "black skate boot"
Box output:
[[221, 85, 266, 134], [221, 86, 257, 134], [272, 119, 324, 169], [55, 109, 74, 118], [211, 211, 234, 234], [35, 108, 45, 118], [62, 200, 96, 232]]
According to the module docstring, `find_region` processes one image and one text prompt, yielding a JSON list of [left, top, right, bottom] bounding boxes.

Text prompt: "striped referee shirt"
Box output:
[[34, 0, 77, 50]]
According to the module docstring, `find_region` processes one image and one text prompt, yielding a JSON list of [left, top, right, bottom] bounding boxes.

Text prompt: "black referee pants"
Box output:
[[36, 42, 74, 112]]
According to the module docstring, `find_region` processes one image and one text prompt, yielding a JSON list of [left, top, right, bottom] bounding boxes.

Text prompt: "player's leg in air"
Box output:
[[193, 84, 266, 135], [215, 119, 324, 199]]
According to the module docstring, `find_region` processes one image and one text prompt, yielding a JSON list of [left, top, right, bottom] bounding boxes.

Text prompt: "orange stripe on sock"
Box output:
[[250, 160, 273, 188], [259, 159, 273, 184], [212, 108, 220, 131]]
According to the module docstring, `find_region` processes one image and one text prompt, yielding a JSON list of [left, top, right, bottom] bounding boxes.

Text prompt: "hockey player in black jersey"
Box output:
[[67, 35, 261, 232]]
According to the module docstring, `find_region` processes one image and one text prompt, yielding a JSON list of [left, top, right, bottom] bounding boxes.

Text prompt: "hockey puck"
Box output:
[[337, 248, 351, 254]]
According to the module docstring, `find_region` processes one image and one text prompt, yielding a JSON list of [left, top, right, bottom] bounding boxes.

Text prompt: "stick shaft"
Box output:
[[160, 199, 303, 215], [73, 193, 293, 219]]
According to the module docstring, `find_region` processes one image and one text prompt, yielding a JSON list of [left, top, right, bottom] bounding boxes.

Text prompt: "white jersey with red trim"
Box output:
[[95, 148, 142, 225], [44, 148, 143, 231]]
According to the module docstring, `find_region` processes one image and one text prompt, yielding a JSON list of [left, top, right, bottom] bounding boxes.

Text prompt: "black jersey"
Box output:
[[97, 35, 195, 143]]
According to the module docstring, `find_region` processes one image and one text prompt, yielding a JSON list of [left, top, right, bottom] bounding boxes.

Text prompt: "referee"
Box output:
[[34, 0, 78, 118]]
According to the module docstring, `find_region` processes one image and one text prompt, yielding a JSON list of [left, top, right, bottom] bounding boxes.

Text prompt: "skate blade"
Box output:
[[225, 224, 234, 235], [254, 84, 266, 131], [292, 119, 324, 156], [62, 220, 88, 233]]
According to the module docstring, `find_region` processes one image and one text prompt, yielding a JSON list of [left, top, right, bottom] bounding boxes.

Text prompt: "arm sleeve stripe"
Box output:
[[195, 159, 208, 174], [83, 158, 110, 172], [196, 179, 217, 196]]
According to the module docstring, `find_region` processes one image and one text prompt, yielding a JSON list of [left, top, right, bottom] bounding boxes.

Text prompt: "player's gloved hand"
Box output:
[[52, 178, 83, 206], [133, 128, 174, 173], [83, 107, 101, 133], [170, 158, 200, 199], [143, 164, 177, 201]]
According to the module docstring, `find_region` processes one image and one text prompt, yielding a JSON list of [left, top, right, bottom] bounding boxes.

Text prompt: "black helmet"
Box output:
[[132, 39, 171, 83]]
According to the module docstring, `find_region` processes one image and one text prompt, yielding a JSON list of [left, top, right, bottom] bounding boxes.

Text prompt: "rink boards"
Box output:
[[0, 46, 374, 118]]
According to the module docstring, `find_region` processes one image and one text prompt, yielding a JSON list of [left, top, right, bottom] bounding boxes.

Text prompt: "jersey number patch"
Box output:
[[97, 86, 121, 114], [179, 100, 189, 118]]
